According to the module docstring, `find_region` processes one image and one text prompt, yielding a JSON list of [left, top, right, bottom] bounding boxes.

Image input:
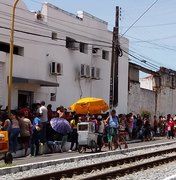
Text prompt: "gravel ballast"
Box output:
[[1, 141, 176, 180], [117, 161, 176, 180]]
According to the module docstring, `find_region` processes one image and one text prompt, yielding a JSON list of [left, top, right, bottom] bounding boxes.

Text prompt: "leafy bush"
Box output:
[[141, 110, 151, 119]]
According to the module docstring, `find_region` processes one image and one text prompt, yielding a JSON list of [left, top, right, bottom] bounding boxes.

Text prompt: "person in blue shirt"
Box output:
[[30, 113, 42, 156], [105, 109, 119, 150]]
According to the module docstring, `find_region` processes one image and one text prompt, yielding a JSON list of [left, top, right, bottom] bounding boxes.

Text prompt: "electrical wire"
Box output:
[[0, 11, 112, 47], [124, 34, 176, 52], [121, 0, 159, 37], [0, 24, 112, 49], [122, 48, 159, 70]]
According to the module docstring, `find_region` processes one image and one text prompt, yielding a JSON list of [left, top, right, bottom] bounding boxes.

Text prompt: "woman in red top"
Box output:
[[167, 116, 174, 139]]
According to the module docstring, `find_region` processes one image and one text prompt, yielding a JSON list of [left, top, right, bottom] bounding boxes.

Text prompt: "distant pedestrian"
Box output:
[[30, 113, 42, 156], [69, 115, 79, 152], [47, 104, 53, 121], [10, 111, 20, 153], [19, 112, 32, 156], [153, 115, 158, 136], [166, 115, 174, 139], [96, 115, 105, 151], [39, 101, 48, 143], [105, 109, 119, 150]]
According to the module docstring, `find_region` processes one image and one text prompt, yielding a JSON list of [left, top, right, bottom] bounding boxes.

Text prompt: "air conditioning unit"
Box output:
[[91, 67, 96, 79], [95, 68, 100, 80], [80, 64, 86, 77], [85, 65, 90, 78], [50, 62, 63, 75], [80, 64, 90, 78], [92, 47, 101, 56]]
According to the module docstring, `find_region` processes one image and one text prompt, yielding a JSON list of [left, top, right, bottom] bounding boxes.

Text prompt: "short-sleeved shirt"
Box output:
[[109, 116, 118, 128], [39, 106, 48, 123], [20, 117, 32, 137], [11, 119, 20, 129]]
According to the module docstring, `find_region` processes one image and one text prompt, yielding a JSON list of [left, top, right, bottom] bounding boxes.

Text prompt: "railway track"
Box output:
[[22, 147, 176, 180]]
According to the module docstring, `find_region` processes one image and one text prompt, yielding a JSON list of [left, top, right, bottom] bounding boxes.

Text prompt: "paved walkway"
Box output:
[[12, 137, 173, 166]]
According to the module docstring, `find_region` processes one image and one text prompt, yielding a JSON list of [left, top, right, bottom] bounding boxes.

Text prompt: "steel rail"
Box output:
[[82, 155, 176, 180], [21, 147, 176, 180]]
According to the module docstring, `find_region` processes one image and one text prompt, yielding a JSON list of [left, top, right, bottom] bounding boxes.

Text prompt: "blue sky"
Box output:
[[23, 0, 176, 71]]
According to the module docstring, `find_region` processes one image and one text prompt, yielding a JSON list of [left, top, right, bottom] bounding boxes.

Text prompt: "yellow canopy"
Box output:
[[69, 97, 109, 115]]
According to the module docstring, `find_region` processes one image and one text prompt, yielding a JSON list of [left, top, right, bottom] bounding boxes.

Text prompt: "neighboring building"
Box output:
[[139, 75, 153, 90], [128, 62, 176, 117], [0, 0, 129, 112]]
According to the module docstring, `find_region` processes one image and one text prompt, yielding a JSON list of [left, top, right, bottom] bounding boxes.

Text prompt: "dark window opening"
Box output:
[[80, 42, 88, 54], [0, 41, 24, 56], [102, 50, 109, 60], [18, 90, 33, 109], [52, 32, 57, 40], [50, 93, 56, 101]]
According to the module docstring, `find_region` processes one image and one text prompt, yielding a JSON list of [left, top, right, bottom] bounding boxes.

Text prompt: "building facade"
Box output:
[[0, 0, 129, 113]]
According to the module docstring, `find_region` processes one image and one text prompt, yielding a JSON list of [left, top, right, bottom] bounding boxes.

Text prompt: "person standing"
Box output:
[[68, 115, 79, 152], [105, 109, 119, 150], [166, 115, 174, 139], [96, 115, 105, 152], [10, 111, 20, 153], [55, 106, 70, 152], [39, 101, 48, 144], [127, 113, 134, 140], [19, 112, 32, 156], [30, 113, 42, 156], [47, 104, 53, 121], [153, 115, 158, 136]]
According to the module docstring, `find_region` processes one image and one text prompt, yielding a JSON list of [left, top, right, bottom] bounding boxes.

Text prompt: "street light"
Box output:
[[8, 0, 20, 114]]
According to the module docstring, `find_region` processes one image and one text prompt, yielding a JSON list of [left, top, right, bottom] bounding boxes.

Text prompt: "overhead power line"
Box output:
[[121, 0, 159, 37], [122, 49, 159, 70], [0, 25, 112, 49]]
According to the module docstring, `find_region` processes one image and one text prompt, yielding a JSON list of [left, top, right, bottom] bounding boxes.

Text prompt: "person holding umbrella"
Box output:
[[50, 106, 71, 152]]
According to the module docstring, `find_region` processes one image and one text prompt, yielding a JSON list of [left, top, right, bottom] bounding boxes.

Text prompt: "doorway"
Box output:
[[18, 90, 33, 108]]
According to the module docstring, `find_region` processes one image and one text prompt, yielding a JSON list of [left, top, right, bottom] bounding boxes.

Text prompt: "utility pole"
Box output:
[[8, 0, 20, 115], [109, 6, 120, 109]]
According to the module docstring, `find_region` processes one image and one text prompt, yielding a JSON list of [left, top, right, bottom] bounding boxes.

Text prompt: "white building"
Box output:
[[0, 0, 129, 113], [140, 75, 153, 90]]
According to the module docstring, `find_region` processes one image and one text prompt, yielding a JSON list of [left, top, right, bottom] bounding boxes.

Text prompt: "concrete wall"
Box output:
[[156, 87, 176, 116], [128, 82, 156, 117], [128, 81, 176, 118]]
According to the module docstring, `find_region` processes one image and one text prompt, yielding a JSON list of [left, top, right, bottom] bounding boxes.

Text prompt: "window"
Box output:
[[51, 32, 57, 40], [50, 93, 56, 101], [78, 124, 88, 131], [102, 50, 109, 60], [0, 41, 24, 56], [66, 37, 79, 50], [80, 42, 88, 54]]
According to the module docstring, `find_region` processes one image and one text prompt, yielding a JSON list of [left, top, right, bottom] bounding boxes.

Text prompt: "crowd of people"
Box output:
[[0, 102, 176, 157]]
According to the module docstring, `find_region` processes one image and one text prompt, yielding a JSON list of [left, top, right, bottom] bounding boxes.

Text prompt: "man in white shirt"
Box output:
[[39, 101, 48, 123], [39, 101, 48, 145]]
